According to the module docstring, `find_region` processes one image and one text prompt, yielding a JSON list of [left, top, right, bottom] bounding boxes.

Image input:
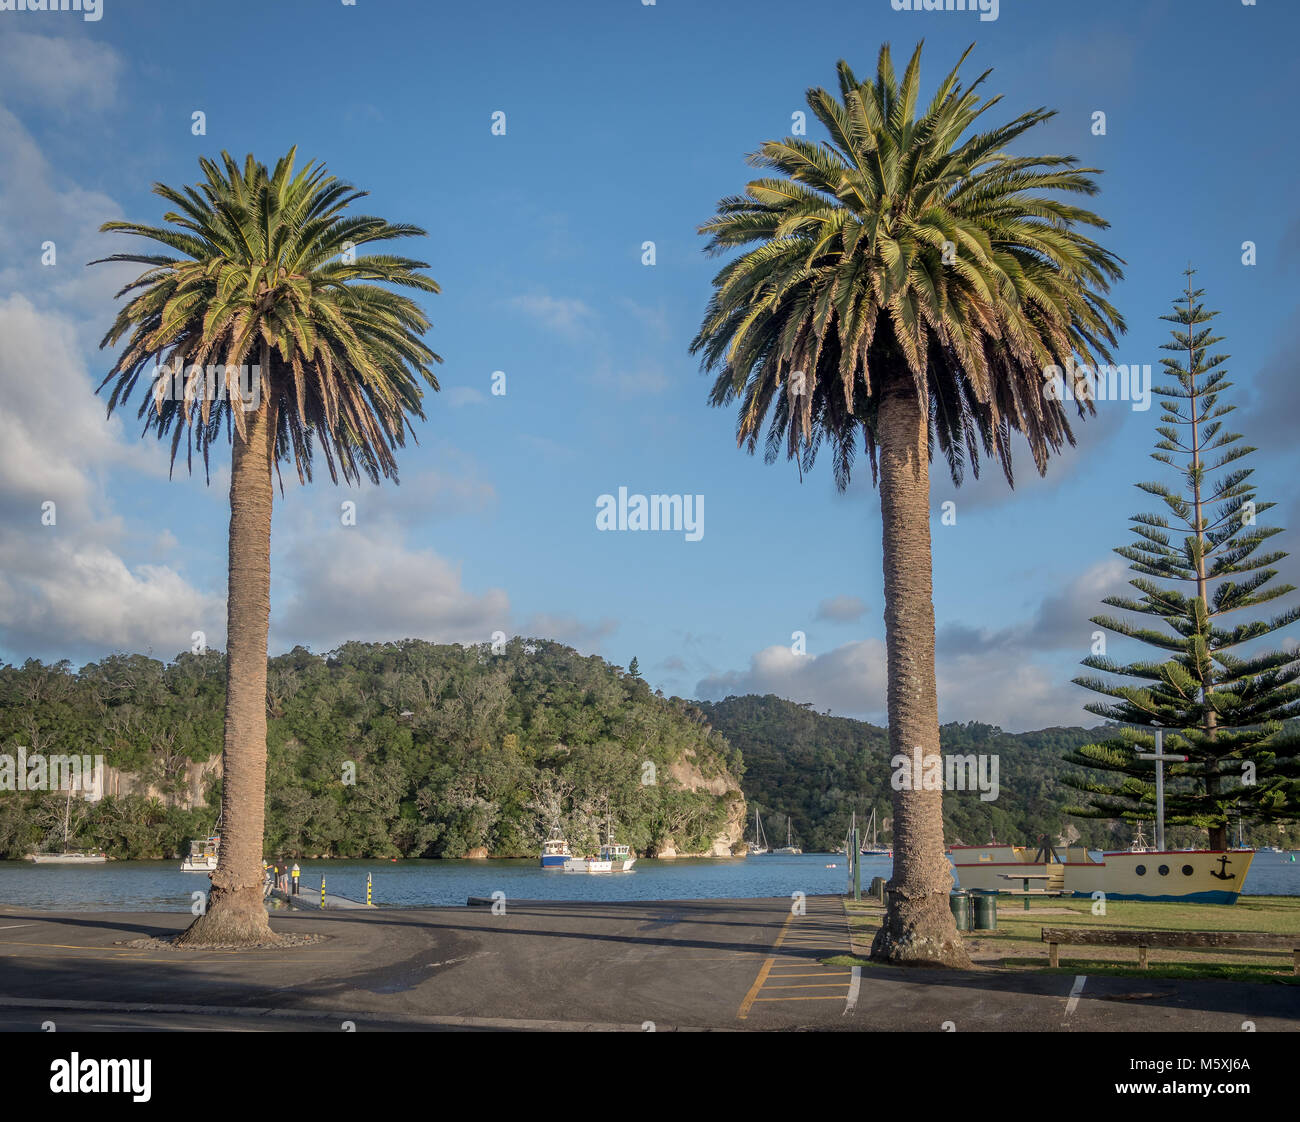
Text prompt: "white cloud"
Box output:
[[0, 295, 153, 524], [508, 292, 595, 337], [0, 538, 222, 661], [815, 594, 868, 623], [444, 386, 487, 407], [0, 104, 131, 321], [938, 559, 1128, 656], [0, 32, 122, 112], [588, 363, 671, 397], [520, 612, 618, 649], [696, 640, 889, 718], [273, 526, 510, 652]]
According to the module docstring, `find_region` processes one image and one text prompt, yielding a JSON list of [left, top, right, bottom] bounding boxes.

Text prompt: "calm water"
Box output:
[[1, 852, 1297, 912]]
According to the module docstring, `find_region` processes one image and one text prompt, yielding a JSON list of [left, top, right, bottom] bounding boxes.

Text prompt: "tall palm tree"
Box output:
[[692, 44, 1124, 965], [94, 150, 440, 945]]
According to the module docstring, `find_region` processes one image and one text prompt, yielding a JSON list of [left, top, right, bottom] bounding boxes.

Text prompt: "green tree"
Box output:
[[1065, 273, 1300, 846], [94, 150, 440, 945], [691, 44, 1124, 965]]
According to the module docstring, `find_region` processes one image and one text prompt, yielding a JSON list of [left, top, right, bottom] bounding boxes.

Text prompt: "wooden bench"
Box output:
[[1041, 928, 1300, 972]]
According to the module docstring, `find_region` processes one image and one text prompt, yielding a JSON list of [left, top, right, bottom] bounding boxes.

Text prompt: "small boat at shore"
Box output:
[[564, 819, 636, 873], [540, 834, 574, 868], [949, 842, 1254, 904], [28, 787, 106, 863], [748, 808, 768, 856], [859, 808, 891, 857], [181, 834, 220, 872], [772, 819, 801, 855]]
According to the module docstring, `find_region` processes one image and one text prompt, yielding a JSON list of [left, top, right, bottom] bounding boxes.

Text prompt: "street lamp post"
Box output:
[[1138, 728, 1188, 852]]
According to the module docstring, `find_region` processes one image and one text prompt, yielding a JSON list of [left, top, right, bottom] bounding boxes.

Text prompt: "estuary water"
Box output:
[[1, 851, 1297, 912]]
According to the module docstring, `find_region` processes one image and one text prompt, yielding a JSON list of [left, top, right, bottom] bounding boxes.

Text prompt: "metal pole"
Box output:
[[1139, 730, 1186, 853], [1154, 729, 1165, 851], [852, 826, 861, 901]]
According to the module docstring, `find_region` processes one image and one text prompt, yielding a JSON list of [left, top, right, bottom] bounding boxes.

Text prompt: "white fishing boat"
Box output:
[[773, 819, 802, 855], [748, 808, 769, 855], [181, 833, 220, 872], [1127, 823, 1156, 853], [564, 818, 636, 873]]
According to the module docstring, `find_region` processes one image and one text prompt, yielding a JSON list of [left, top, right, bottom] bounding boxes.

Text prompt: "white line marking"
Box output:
[[1065, 974, 1086, 1015], [0, 925, 33, 931], [0, 996, 668, 1032], [844, 966, 861, 1015]]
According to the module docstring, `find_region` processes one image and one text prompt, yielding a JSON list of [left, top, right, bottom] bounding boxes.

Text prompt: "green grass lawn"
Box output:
[[840, 895, 1300, 983]]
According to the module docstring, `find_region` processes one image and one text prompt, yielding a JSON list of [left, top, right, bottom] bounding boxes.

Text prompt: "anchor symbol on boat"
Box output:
[[1210, 855, 1236, 881]]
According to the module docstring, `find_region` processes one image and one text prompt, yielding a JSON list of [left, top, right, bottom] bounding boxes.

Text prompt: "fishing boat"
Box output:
[[748, 808, 769, 856], [540, 832, 575, 868], [564, 819, 636, 873], [181, 812, 221, 871], [773, 820, 802, 855], [27, 786, 106, 864], [948, 839, 1254, 904], [181, 834, 220, 872], [1127, 823, 1156, 853], [859, 808, 891, 857]]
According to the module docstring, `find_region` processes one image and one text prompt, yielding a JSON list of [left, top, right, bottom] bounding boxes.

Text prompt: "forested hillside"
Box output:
[[6, 650, 1285, 862], [702, 694, 1157, 852], [0, 640, 744, 860]]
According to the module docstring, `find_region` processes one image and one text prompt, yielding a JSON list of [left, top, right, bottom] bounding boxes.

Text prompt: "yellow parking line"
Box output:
[[754, 995, 846, 1002], [763, 972, 850, 978], [764, 983, 850, 989], [737, 911, 795, 1021]]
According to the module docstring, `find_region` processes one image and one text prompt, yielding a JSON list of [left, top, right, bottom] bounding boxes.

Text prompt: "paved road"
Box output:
[[0, 899, 1295, 1031]]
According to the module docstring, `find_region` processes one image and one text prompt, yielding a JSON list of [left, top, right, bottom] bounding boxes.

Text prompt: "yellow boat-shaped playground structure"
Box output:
[[949, 843, 1255, 904]]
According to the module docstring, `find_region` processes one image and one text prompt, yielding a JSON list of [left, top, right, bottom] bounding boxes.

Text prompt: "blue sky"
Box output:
[[1, 0, 1298, 730]]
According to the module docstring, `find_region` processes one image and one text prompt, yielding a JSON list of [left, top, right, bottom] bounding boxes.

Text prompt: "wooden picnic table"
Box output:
[[998, 872, 1053, 911]]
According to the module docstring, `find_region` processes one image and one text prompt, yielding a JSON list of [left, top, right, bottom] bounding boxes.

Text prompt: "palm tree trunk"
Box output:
[[177, 364, 279, 946], [869, 381, 970, 967]]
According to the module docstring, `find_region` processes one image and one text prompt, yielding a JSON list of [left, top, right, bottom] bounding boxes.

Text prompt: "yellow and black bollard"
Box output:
[[321, 876, 326, 909], [367, 872, 372, 906]]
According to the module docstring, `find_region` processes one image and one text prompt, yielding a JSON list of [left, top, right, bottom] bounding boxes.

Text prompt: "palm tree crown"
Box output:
[[692, 42, 1126, 489], [94, 148, 441, 483]]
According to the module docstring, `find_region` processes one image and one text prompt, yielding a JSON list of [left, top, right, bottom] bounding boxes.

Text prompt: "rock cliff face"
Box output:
[[651, 750, 746, 858], [99, 756, 221, 810]]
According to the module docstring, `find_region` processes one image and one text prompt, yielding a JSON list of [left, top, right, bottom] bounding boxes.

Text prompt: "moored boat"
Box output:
[[540, 834, 574, 868], [28, 786, 106, 863], [181, 834, 220, 872], [748, 808, 769, 856], [859, 808, 891, 857], [773, 819, 802, 855], [564, 819, 636, 872]]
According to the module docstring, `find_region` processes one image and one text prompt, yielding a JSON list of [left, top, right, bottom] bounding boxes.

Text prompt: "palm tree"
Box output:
[[94, 150, 440, 945], [692, 44, 1124, 965]]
